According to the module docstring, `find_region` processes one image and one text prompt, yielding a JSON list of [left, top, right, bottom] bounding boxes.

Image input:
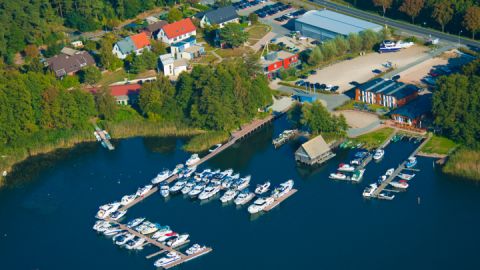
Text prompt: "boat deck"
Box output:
[[264, 189, 297, 211]]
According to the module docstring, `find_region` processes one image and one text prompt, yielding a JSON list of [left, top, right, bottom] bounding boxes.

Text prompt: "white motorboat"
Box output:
[[93, 220, 110, 231], [181, 181, 196, 194], [170, 179, 187, 193], [136, 185, 153, 197], [234, 175, 251, 190], [121, 194, 136, 206], [126, 217, 145, 228], [110, 210, 127, 221], [182, 166, 196, 178], [112, 231, 127, 242], [234, 189, 255, 205], [385, 168, 395, 176], [220, 189, 238, 203], [271, 180, 294, 199], [152, 170, 172, 184], [154, 252, 181, 268], [104, 227, 123, 236], [351, 169, 366, 182], [198, 185, 221, 200], [136, 221, 159, 235], [186, 244, 206, 255], [160, 185, 170, 198], [362, 183, 378, 198], [172, 164, 184, 175], [188, 183, 206, 197], [378, 191, 395, 200], [115, 233, 135, 245], [186, 154, 200, 167], [125, 237, 146, 250], [398, 173, 415, 180], [152, 226, 172, 239], [166, 234, 189, 248], [329, 172, 347, 180], [96, 202, 121, 219], [338, 163, 355, 172], [209, 143, 222, 152], [389, 180, 409, 189], [405, 156, 417, 168], [157, 232, 178, 242], [247, 196, 275, 214], [373, 149, 385, 160], [350, 159, 361, 165], [221, 168, 234, 176], [255, 181, 271, 194]]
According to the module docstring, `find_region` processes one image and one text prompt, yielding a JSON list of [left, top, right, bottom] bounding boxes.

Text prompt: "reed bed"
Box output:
[[443, 148, 480, 181], [183, 131, 230, 153]]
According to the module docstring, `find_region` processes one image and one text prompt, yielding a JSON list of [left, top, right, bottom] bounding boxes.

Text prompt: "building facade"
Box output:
[[112, 32, 151, 59], [159, 54, 188, 77], [390, 94, 432, 128], [355, 78, 419, 108], [261, 51, 299, 80], [295, 10, 382, 41]]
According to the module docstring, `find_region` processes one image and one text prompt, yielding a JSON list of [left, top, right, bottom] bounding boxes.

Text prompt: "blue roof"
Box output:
[[295, 10, 382, 35], [171, 36, 196, 48], [390, 94, 432, 119], [116, 38, 135, 54]]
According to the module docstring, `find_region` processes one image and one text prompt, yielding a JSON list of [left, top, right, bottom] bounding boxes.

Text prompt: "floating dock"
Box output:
[[264, 189, 297, 211], [273, 129, 298, 148], [94, 125, 114, 150]]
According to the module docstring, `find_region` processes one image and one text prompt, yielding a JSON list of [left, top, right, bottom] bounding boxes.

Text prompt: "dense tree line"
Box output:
[[289, 102, 348, 136], [139, 60, 272, 131], [346, 0, 480, 39], [432, 59, 480, 147]]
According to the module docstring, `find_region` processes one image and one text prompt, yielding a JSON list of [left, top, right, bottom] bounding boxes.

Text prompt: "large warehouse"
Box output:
[[295, 10, 382, 41]]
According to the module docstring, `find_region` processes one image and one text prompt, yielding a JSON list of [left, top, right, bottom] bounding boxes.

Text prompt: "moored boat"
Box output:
[[389, 180, 409, 189], [255, 181, 271, 194], [220, 189, 238, 203], [351, 169, 366, 182], [154, 252, 181, 268], [362, 183, 378, 198], [198, 185, 221, 200], [209, 144, 222, 152], [186, 154, 200, 167], [136, 185, 153, 197], [385, 168, 395, 176], [234, 189, 255, 205], [247, 196, 275, 214], [160, 185, 170, 198], [338, 163, 355, 172], [378, 191, 395, 200], [373, 149, 385, 160], [398, 173, 415, 180], [109, 210, 127, 221], [152, 170, 172, 184], [121, 194, 136, 206], [166, 234, 189, 248], [126, 217, 145, 228], [329, 172, 347, 180], [186, 243, 206, 255], [181, 180, 196, 194], [405, 156, 417, 168]]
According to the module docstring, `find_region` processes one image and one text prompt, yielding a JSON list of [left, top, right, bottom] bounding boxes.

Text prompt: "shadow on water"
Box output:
[[141, 136, 188, 154]]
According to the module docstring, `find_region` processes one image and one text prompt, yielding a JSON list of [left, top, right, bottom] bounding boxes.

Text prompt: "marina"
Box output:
[[263, 189, 298, 211]]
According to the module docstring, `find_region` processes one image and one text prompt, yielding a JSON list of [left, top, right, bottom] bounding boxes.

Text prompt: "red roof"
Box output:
[[162, 18, 196, 39], [130, 32, 150, 49], [89, 84, 142, 97]]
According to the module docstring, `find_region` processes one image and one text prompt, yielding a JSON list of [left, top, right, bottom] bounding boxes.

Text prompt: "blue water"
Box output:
[[1, 116, 479, 270]]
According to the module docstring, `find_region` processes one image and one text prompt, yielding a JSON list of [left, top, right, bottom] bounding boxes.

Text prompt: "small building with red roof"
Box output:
[[90, 84, 142, 105], [112, 32, 151, 59], [156, 18, 197, 45]]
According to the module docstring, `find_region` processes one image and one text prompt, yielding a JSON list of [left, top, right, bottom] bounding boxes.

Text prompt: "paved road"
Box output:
[[275, 84, 350, 111], [314, 0, 480, 49]]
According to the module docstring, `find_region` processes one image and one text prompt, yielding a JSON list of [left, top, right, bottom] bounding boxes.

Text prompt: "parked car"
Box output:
[[295, 80, 305, 86], [325, 84, 333, 91], [331, 86, 339, 92], [391, 75, 401, 81], [309, 70, 317, 75], [372, 69, 382, 74]]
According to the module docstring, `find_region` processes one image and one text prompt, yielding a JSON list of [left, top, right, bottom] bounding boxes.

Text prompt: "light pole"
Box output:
[[458, 30, 463, 46]]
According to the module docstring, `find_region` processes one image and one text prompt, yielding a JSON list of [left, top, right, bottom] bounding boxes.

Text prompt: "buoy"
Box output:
[[417, 196, 421, 205]]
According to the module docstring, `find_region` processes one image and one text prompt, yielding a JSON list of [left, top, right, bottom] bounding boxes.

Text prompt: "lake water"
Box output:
[[1, 116, 480, 270]]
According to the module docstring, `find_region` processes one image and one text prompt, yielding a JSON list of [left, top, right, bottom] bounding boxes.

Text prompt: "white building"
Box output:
[[112, 32, 151, 59], [156, 18, 197, 45], [159, 54, 188, 77]]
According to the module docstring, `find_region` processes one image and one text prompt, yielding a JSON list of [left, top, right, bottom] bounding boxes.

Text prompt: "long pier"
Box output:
[[110, 219, 212, 268], [372, 134, 431, 197], [264, 189, 297, 211]]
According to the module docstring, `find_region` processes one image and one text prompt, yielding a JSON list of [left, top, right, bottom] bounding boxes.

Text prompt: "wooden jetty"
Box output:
[[146, 250, 166, 259], [273, 129, 299, 148], [110, 219, 212, 268], [93, 125, 114, 150], [264, 189, 297, 211], [372, 135, 431, 198]]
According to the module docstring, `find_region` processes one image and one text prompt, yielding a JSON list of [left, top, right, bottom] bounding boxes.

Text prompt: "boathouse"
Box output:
[[354, 78, 419, 108], [295, 135, 335, 165]]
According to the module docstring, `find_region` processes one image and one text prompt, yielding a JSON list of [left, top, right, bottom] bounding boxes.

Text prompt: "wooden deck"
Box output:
[[264, 189, 297, 211], [163, 248, 213, 269]]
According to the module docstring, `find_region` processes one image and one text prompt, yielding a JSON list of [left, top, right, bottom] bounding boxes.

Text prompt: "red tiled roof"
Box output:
[[162, 18, 196, 39], [130, 32, 150, 49], [89, 84, 142, 97]]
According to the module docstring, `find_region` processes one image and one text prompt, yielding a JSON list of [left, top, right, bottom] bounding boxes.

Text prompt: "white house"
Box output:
[[156, 18, 197, 45], [199, 5, 239, 28], [112, 32, 151, 59], [159, 54, 188, 77]]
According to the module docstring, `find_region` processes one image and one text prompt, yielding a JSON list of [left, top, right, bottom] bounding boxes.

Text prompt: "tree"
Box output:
[[464, 6, 480, 39], [151, 40, 167, 55], [167, 8, 183, 23], [79, 66, 102, 85], [249, 13, 259, 24], [372, 0, 393, 17], [219, 23, 248, 48], [432, 1, 454, 32], [399, 0, 425, 24], [360, 30, 380, 50], [333, 36, 350, 55], [308, 46, 324, 65], [300, 101, 348, 135], [95, 86, 117, 120], [320, 41, 338, 60], [348, 33, 363, 53], [24, 45, 39, 58]]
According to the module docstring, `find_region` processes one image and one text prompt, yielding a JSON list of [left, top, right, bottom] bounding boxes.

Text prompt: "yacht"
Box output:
[[338, 163, 355, 172], [126, 217, 145, 228], [166, 234, 189, 248], [160, 185, 170, 198], [188, 183, 206, 197], [379, 40, 414, 53], [350, 159, 361, 165], [271, 180, 294, 199], [152, 226, 172, 239], [198, 185, 221, 200], [157, 232, 178, 242], [121, 194, 136, 206], [247, 196, 275, 214], [182, 166, 197, 178], [110, 210, 127, 221], [112, 231, 127, 242], [152, 170, 172, 184], [172, 164, 184, 175], [362, 183, 378, 198], [104, 227, 123, 236], [186, 154, 200, 167], [221, 177, 234, 189], [209, 143, 222, 152], [186, 244, 207, 255], [385, 168, 395, 176], [405, 156, 417, 168], [389, 180, 409, 189], [136, 185, 153, 197], [221, 168, 234, 177], [233, 175, 251, 190], [234, 189, 255, 205], [329, 172, 347, 180], [181, 180, 196, 194], [93, 220, 110, 232], [136, 221, 159, 235], [125, 237, 146, 250], [96, 202, 121, 219], [154, 252, 181, 268], [115, 233, 135, 245], [170, 179, 187, 193], [255, 181, 271, 194], [378, 191, 395, 200], [373, 149, 385, 160], [220, 189, 238, 203], [398, 173, 415, 180], [351, 169, 366, 182]]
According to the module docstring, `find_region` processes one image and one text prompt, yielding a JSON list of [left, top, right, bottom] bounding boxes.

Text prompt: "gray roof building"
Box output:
[[46, 51, 95, 78], [295, 10, 382, 41], [144, 20, 168, 37], [200, 6, 239, 27]]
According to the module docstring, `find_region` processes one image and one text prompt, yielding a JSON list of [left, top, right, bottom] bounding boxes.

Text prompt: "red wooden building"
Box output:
[[261, 51, 299, 79]]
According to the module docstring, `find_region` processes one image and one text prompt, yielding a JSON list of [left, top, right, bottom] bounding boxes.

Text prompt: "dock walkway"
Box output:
[[372, 134, 431, 197], [357, 130, 397, 169], [93, 125, 114, 150], [264, 189, 297, 211]]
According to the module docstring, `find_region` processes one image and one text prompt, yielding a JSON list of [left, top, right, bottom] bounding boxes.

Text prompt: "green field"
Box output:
[[421, 134, 458, 155], [352, 127, 395, 149]]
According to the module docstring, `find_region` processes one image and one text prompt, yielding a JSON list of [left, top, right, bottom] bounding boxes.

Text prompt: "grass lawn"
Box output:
[[352, 127, 395, 149], [443, 148, 480, 181], [215, 46, 253, 58], [246, 24, 271, 43], [421, 134, 458, 155], [192, 52, 218, 65], [97, 69, 155, 86]]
